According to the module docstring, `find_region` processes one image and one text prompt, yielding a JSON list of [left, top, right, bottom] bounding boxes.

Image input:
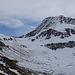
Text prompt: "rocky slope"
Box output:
[[0, 15, 75, 75]]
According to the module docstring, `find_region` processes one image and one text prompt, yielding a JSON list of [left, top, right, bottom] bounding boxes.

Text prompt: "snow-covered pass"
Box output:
[[0, 15, 75, 75]]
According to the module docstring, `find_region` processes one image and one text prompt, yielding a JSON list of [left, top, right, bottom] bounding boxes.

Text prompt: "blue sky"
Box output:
[[0, 0, 75, 36], [0, 17, 40, 36]]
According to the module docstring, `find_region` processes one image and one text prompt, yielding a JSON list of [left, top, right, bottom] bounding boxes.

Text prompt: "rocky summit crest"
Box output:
[[25, 15, 75, 38]]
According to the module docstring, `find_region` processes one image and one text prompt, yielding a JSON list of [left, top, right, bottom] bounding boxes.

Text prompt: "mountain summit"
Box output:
[[25, 15, 75, 40], [0, 15, 75, 75]]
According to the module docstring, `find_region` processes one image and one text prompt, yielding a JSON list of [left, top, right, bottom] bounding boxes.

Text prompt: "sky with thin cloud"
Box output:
[[0, 0, 75, 36]]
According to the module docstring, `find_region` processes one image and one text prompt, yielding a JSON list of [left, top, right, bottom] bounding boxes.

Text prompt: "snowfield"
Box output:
[[0, 37, 75, 75]]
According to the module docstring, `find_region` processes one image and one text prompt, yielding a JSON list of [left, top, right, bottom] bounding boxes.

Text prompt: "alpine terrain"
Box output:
[[0, 15, 75, 75]]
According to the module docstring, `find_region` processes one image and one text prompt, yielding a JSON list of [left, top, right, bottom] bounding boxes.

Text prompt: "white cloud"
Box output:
[[60, 0, 75, 17], [0, 16, 24, 28], [0, 0, 75, 20], [0, 0, 75, 29]]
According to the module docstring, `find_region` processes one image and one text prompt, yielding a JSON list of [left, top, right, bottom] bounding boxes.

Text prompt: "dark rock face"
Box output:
[[0, 56, 40, 75], [37, 28, 75, 39], [38, 29, 64, 39], [59, 15, 75, 25], [3, 38, 13, 41], [31, 39, 35, 42], [45, 41, 75, 50], [25, 30, 36, 37], [0, 41, 5, 46]]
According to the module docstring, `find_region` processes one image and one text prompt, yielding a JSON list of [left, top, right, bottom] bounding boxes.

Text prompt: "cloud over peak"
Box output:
[[0, 0, 75, 20]]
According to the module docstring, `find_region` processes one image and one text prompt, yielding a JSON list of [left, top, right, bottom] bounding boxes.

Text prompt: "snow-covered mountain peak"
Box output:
[[25, 15, 75, 39], [37, 15, 75, 30]]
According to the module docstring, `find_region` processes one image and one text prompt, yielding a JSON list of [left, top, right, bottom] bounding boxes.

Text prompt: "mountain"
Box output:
[[25, 15, 75, 38], [0, 15, 75, 75]]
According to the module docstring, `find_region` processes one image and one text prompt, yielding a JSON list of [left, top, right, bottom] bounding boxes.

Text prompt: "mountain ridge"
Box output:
[[25, 15, 75, 38]]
